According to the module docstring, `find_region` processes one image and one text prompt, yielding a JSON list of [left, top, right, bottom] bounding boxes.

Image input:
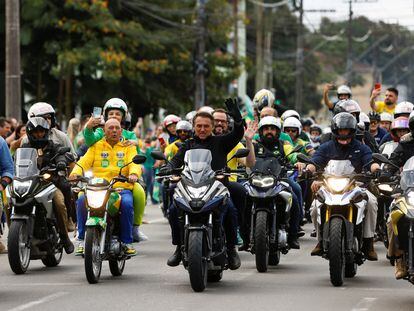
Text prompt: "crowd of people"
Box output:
[[0, 82, 413, 280]]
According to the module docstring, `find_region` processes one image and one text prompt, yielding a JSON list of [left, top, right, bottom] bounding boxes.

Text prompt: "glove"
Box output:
[[56, 161, 67, 172], [224, 98, 242, 123]]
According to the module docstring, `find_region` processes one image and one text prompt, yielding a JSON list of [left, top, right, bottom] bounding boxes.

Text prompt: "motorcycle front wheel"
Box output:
[[8, 220, 31, 274], [84, 227, 103, 284], [255, 211, 269, 272], [188, 230, 207, 292], [328, 218, 345, 286], [109, 259, 125, 276]]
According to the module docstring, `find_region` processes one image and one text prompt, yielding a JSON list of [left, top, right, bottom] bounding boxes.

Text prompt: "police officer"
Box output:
[[306, 112, 380, 260]]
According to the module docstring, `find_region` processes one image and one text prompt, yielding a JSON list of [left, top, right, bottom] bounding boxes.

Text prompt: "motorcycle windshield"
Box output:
[[381, 141, 398, 157], [14, 148, 40, 178], [183, 149, 214, 185], [401, 156, 414, 191], [324, 160, 355, 177], [252, 157, 282, 176]]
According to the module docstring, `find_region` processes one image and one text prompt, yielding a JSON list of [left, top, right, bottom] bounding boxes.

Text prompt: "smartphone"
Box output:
[[93, 106, 102, 118], [158, 137, 165, 145], [374, 83, 381, 90]]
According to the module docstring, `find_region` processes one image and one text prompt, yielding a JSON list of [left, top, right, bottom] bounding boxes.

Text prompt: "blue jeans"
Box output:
[[143, 167, 157, 204], [76, 190, 134, 244], [286, 179, 302, 236]]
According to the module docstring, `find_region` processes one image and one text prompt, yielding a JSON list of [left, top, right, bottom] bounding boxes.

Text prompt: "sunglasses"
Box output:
[[284, 128, 298, 133], [177, 130, 189, 134]]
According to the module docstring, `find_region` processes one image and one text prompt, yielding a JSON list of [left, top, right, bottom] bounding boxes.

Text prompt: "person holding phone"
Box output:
[[82, 98, 148, 243], [370, 86, 399, 114], [322, 83, 352, 111]]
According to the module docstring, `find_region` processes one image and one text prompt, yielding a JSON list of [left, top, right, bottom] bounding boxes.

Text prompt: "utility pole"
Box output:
[[264, 7, 275, 89], [235, 0, 247, 99], [294, 0, 304, 113], [255, 0, 265, 91], [194, 0, 207, 110], [345, 0, 353, 85], [5, 0, 21, 119]]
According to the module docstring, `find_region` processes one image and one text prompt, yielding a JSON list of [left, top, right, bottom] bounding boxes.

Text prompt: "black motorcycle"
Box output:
[[6, 147, 70, 274]]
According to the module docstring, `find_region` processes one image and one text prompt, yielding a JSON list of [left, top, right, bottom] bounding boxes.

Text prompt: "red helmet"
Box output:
[[163, 114, 181, 128]]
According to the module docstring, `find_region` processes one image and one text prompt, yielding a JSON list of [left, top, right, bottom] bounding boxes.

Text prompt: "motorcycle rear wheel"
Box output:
[[8, 221, 31, 274], [255, 211, 269, 272], [85, 227, 102, 284], [42, 247, 63, 267], [328, 218, 345, 286], [188, 230, 207, 292]]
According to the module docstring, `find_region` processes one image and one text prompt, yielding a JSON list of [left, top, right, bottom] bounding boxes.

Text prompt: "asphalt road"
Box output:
[[0, 205, 413, 311]]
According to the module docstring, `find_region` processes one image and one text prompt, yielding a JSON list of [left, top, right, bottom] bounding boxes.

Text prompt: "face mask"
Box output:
[[310, 135, 320, 143]]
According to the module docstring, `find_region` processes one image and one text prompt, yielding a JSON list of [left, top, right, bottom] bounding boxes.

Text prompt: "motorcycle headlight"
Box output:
[[251, 176, 275, 188], [13, 180, 32, 197], [86, 190, 107, 209], [187, 186, 208, 199], [326, 177, 350, 193]]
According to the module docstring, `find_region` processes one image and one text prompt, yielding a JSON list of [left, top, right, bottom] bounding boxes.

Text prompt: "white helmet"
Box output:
[[283, 117, 302, 134], [337, 85, 352, 96], [359, 112, 370, 125], [27, 102, 56, 127], [198, 106, 215, 115], [280, 110, 300, 122], [258, 116, 281, 131], [163, 114, 181, 128], [395, 101, 414, 118], [253, 89, 275, 112], [380, 112, 393, 122], [185, 111, 196, 123], [176, 120, 192, 132], [103, 98, 128, 120], [322, 127, 332, 134]]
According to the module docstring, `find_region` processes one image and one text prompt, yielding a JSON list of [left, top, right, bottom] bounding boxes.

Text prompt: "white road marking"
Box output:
[[351, 297, 377, 311], [7, 291, 67, 311], [6, 283, 82, 287], [147, 217, 168, 224]]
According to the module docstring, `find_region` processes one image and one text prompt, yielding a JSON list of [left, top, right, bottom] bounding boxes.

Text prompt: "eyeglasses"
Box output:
[[214, 119, 227, 124], [284, 128, 298, 133]]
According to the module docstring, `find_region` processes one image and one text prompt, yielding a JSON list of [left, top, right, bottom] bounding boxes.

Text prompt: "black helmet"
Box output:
[[26, 117, 50, 149], [368, 111, 380, 122], [331, 112, 357, 141], [333, 99, 361, 122]]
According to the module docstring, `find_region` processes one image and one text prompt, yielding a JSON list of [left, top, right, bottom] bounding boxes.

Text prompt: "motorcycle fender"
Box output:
[[391, 199, 408, 236], [34, 184, 56, 218], [85, 216, 107, 229], [355, 201, 367, 225], [343, 219, 354, 251], [278, 191, 292, 212], [322, 216, 348, 251]]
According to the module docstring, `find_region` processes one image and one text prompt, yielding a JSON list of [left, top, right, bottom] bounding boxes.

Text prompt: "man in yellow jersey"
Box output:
[[164, 121, 193, 160], [70, 119, 142, 256], [370, 87, 399, 114]]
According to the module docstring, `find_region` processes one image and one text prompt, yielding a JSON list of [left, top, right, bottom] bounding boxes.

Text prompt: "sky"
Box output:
[[302, 0, 414, 30]]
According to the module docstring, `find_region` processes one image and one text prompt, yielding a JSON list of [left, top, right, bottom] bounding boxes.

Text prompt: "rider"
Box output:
[[306, 112, 380, 260], [309, 124, 322, 149], [368, 111, 387, 145], [164, 120, 193, 161], [83, 98, 147, 242], [378, 102, 413, 146], [258, 107, 293, 144], [0, 134, 14, 252], [70, 119, 141, 256], [379, 117, 409, 147], [251, 116, 304, 249], [280, 110, 310, 142], [22, 117, 75, 254], [282, 117, 314, 156], [162, 98, 245, 270], [370, 87, 398, 114], [323, 84, 352, 111], [379, 112, 393, 132]]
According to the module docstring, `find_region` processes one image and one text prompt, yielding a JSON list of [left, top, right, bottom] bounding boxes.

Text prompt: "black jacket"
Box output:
[[387, 134, 414, 174], [168, 121, 244, 171], [21, 141, 67, 170]]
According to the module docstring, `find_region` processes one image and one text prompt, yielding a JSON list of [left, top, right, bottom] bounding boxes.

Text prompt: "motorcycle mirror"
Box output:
[[132, 154, 146, 164], [372, 153, 400, 169], [65, 153, 77, 163], [151, 150, 167, 161], [233, 148, 249, 159]]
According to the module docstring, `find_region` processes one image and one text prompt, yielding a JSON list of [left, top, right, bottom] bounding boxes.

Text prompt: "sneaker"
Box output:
[[75, 239, 84, 256], [298, 226, 305, 238], [133, 225, 148, 242], [124, 244, 137, 256], [310, 229, 317, 238]]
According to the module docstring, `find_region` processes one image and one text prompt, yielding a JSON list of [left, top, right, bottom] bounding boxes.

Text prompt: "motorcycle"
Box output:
[[72, 154, 146, 284], [151, 148, 249, 292], [298, 154, 370, 287], [6, 147, 70, 274], [373, 153, 414, 284], [244, 157, 292, 272]]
